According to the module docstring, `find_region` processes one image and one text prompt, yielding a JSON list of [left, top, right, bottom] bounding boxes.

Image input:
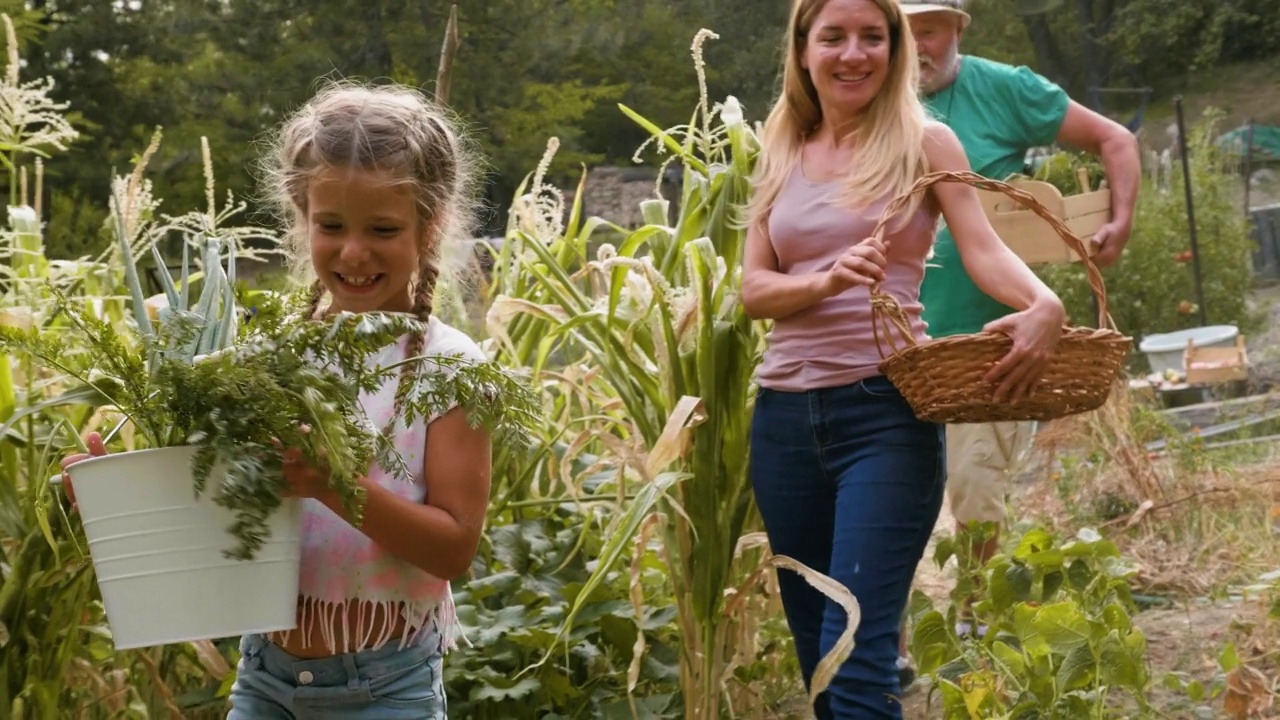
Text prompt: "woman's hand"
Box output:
[[59, 431, 108, 509], [981, 299, 1066, 403], [823, 237, 888, 296]]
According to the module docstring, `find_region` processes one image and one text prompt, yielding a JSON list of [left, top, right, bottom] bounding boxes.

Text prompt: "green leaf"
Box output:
[[933, 535, 957, 568], [1013, 602, 1050, 657], [988, 563, 1017, 613], [909, 610, 955, 675], [1013, 527, 1055, 559], [110, 186, 154, 338], [470, 676, 542, 703], [1101, 602, 1134, 634], [1162, 672, 1189, 693], [617, 103, 707, 175], [935, 678, 967, 716], [546, 472, 687, 658], [1005, 563, 1034, 600], [1030, 601, 1093, 655], [599, 693, 675, 720], [1218, 641, 1240, 671], [989, 639, 1027, 678], [150, 239, 181, 309], [1040, 569, 1065, 601], [0, 381, 118, 440], [1025, 549, 1065, 571], [1100, 629, 1147, 690], [1055, 642, 1096, 690], [1066, 558, 1093, 591]]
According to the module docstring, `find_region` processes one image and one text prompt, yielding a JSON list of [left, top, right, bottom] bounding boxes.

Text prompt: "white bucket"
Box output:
[[1138, 325, 1239, 374], [67, 445, 301, 649]]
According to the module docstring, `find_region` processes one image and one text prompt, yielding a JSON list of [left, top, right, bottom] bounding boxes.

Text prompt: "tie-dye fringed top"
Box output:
[[277, 316, 486, 656]]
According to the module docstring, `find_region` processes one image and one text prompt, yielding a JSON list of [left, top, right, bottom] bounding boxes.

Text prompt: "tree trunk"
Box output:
[[1077, 0, 1104, 105], [1020, 14, 1069, 89]]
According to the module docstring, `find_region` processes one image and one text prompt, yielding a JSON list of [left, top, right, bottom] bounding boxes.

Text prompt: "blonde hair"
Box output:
[[260, 80, 483, 414], [749, 0, 929, 228]]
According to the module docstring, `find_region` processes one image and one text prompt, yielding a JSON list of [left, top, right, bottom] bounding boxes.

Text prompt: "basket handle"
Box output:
[[865, 170, 1115, 361]]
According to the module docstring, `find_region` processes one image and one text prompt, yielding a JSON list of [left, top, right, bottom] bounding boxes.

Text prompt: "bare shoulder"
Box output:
[[923, 120, 961, 152], [922, 121, 968, 171]]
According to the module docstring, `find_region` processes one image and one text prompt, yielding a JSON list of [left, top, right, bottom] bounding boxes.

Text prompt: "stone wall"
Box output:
[[578, 165, 681, 228]]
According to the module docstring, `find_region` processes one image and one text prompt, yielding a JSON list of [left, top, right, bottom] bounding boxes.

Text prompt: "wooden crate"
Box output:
[[1184, 335, 1250, 385], [977, 168, 1111, 265]]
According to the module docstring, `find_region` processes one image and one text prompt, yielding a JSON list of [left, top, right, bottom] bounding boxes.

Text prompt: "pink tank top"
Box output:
[[756, 164, 940, 392]]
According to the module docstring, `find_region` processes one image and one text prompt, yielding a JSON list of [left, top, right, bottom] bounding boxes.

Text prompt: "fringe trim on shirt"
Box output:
[[271, 591, 460, 656]]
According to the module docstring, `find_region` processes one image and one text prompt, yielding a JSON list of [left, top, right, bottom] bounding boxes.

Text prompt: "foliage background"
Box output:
[[2, 0, 1275, 255]]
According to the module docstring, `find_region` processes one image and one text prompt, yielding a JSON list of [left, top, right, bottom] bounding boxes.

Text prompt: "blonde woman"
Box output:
[[742, 0, 1066, 717]]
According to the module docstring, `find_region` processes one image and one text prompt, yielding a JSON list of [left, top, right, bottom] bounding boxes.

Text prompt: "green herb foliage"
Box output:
[[2, 277, 540, 561]]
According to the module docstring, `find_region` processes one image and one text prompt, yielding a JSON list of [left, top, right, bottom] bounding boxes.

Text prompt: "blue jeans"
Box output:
[[750, 376, 945, 719], [226, 632, 446, 719]]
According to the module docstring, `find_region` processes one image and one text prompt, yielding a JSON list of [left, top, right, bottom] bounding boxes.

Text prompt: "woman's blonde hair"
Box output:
[[749, 0, 928, 228]]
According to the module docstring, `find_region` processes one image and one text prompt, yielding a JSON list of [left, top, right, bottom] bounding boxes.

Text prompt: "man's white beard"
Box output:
[[919, 52, 958, 94]]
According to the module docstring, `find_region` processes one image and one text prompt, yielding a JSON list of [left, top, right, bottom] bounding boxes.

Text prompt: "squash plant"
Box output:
[[0, 186, 539, 561], [908, 524, 1153, 718]]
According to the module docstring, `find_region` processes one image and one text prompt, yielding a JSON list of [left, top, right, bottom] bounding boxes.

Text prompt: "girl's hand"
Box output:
[[981, 299, 1066, 403], [276, 426, 331, 500], [59, 431, 108, 509], [280, 450, 331, 499], [823, 237, 888, 296]]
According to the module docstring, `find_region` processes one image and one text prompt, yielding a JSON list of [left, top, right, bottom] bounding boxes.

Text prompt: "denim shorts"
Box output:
[[226, 632, 446, 719]]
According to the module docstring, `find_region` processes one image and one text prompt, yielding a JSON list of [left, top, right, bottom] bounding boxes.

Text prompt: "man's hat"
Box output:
[[899, 0, 971, 30]]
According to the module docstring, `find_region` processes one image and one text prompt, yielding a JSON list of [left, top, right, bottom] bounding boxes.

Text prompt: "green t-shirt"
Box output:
[[918, 55, 1069, 337]]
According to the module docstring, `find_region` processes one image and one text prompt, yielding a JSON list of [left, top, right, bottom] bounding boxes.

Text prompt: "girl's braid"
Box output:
[[390, 242, 442, 427], [306, 278, 325, 320]]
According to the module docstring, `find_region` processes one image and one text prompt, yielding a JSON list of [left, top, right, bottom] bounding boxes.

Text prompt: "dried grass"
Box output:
[[1014, 385, 1280, 600]]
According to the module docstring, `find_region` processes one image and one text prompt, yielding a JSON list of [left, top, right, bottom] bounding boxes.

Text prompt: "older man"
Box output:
[[902, 0, 1140, 632]]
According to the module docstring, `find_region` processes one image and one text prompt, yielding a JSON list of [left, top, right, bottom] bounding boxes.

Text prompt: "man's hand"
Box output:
[[1090, 218, 1132, 267]]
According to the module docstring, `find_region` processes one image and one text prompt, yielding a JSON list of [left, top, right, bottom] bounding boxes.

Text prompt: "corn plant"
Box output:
[[484, 29, 832, 718]]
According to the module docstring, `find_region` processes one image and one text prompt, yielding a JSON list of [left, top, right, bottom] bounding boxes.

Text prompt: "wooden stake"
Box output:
[[435, 4, 459, 104]]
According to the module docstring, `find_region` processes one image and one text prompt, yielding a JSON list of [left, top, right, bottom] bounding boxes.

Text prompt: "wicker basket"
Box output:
[[869, 170, 1132, 424]]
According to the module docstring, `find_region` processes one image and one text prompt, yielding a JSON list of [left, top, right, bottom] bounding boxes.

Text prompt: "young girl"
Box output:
[[62, 82, 492, 718], [743, 0, 1066, 718]]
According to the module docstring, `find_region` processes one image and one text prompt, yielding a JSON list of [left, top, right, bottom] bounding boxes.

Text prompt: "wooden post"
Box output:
[[435, 4, 459, 104], [1242, 118, 1256, 217], [1174, 96, 1208, 327]]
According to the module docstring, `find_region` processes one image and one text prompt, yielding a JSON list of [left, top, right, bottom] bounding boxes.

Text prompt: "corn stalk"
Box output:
[[485, 30, 783, 717], [0, 29, 251, 715]]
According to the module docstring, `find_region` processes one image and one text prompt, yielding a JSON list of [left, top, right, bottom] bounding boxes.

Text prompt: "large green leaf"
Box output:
[[0, 381, 119, 439], [1030, 601, 1095, 655]]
